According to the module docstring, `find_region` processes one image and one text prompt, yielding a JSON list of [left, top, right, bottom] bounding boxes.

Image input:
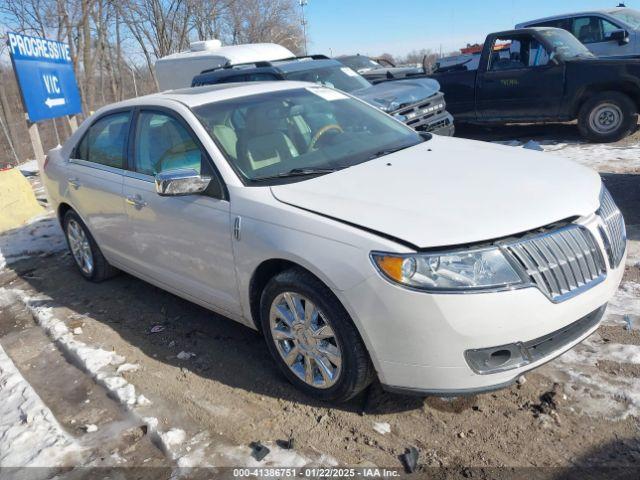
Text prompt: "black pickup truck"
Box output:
[[430, 27, 640, 142]]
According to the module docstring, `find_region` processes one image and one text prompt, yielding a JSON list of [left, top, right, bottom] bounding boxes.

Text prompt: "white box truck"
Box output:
[[155, 40, 294, 91]]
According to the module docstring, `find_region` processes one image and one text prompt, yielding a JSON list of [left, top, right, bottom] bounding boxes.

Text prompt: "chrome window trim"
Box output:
[[68, 158, 125, 176], [124, 170, 154, 183]]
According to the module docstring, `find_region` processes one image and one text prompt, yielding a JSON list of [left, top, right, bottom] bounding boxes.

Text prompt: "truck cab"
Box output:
[[430, 27, 640, 142]]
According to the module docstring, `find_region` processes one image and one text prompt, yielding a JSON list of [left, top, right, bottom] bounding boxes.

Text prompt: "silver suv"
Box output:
[[517, 7, 640, 58]]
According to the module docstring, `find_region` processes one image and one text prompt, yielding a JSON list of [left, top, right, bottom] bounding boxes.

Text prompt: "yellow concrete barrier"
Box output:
[[0, 167, 45, 232]]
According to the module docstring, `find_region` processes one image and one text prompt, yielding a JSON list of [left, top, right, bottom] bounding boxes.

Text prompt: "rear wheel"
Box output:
[[63, 210, 118, 282], [578, 91, 638, 143], [260, 268, 374, 402]]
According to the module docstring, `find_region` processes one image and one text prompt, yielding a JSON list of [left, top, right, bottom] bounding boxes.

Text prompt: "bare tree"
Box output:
[[228, 0, 303, 53]]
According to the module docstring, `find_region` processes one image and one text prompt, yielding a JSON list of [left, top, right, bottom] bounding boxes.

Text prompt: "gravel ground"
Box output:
[[1, 125, 639, 476]]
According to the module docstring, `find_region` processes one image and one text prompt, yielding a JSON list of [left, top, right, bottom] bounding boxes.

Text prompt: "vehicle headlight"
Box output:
[[380, 101, 400, 113], [371, 247, 524, 292]]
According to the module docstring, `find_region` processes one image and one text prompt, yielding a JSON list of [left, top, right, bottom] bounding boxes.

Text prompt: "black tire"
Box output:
[[62, 210, 118, 282], [577, 91, 638, 143], [260, 268, 375, 403]]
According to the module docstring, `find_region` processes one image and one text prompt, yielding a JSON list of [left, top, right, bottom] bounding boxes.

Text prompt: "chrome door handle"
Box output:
[[68, 177, 81, 189], [125, 195, 147, 208]]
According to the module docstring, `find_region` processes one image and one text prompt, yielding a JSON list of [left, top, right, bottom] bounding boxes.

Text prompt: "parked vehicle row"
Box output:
[[336, 54, 424, 83], [190, 55, 455, 136], [42, 80, 626, 402]]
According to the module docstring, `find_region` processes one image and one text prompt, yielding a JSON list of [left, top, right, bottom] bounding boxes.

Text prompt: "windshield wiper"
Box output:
[[251, 167, 339, 182], [367, 144, 415, 160]]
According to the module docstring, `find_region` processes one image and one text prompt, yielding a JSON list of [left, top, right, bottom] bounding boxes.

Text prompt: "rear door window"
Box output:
[[75, 112, 130, 169]]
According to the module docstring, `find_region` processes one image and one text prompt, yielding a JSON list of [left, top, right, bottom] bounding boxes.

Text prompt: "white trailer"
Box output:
[[155, 40, 294, 91]]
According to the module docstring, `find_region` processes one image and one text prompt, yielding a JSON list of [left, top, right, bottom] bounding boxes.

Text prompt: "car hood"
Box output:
[[270, 136, 602, 249], [352, 77, 442, 111]]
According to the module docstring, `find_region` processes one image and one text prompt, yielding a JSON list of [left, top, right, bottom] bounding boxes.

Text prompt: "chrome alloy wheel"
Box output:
[[66, 219, 94, 275], [269, 292, 342, 389], [589, 103, 623, 134]]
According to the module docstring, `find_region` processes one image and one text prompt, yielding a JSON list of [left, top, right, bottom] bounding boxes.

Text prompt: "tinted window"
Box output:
[[489, 35, 550, 71], [134, 112, 203, 176], [76, 112, 130, 168], [246, 73, 278, 81], [573, 16, 620, 43], [218, 74, 247, 84]]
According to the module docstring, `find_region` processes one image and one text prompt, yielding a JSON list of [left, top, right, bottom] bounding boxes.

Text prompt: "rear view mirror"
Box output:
[[155, 168, 211, 196], [608, 29, 630, 45]]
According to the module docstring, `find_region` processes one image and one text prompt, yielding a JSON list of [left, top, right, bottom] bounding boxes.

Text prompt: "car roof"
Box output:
[[97, 81, 315, 111], [516, 7, 625, 28], [193, 57, 342, 84], [155, 43, 294, 64]]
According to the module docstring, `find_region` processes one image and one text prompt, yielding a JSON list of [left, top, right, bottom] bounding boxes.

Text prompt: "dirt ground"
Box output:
[[1, 123, 639, 477]]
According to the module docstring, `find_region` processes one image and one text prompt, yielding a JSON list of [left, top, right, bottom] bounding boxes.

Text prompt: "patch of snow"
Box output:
[[84, 424, 98, 433], [543, 142, 640, 172], [495, 140, 640, 173], [541, 278, 640, 420], [17, 159, 39, 175], [0, 215, 66, 270], [603, 281, 640, 329], [373, 422, 391, 435], [559, 334, 640, 366], [0, 343, 83, 467], [161, 428, 187, 447], [116, 363, 140, 374]]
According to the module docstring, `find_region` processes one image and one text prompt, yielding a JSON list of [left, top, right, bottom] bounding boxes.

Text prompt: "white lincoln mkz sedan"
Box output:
[[41, 82, 626, 402]]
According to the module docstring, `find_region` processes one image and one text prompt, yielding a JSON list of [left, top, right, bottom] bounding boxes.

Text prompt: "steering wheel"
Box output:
[[309, 124, 344, 150]]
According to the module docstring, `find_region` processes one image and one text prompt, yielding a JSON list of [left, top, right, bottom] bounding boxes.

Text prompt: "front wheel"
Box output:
[[578, 91, 638, 143], [260, 268, 374, 402]]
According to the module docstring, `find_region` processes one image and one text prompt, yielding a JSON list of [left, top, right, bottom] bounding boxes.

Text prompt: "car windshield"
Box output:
[[193, 87, 424, 184], [538, 28, 596, 59], [339, 56, 381, 71], [284, 65, 371, 93], [609, 9, 640, 29]]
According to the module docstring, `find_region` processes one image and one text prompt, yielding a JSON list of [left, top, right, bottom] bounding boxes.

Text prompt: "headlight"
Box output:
[[371, 247, 524, 292], [380, 101, 400, 113]]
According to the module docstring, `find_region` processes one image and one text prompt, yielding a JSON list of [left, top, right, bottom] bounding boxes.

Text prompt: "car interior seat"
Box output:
[[236, 103, 299, 175]]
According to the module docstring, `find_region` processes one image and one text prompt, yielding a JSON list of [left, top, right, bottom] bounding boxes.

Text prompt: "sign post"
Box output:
[[7, 32, 83, 161]]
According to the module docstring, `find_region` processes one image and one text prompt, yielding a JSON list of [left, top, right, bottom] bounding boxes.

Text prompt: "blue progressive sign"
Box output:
[[7, 32, 82, 122]]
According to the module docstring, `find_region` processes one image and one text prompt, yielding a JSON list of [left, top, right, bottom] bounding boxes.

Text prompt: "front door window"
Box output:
[[488, 35, 550, 71], [134, 111, 203, 176]]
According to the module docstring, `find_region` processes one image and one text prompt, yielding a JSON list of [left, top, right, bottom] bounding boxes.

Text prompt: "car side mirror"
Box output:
[[608, 29, 630, 45], [155, 168, 211, 196]]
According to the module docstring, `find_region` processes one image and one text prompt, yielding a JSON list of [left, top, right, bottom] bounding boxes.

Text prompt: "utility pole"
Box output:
[[300, 0, 309, 55]]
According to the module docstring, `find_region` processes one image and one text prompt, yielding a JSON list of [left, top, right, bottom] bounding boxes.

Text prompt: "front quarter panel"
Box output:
[[229, 185, 410, 331]]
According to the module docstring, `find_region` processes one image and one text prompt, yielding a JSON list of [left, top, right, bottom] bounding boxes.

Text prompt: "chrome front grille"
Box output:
[[504, 225, 606, 302], [597, 186, 626, 269], [393, 93, 446, 129]]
